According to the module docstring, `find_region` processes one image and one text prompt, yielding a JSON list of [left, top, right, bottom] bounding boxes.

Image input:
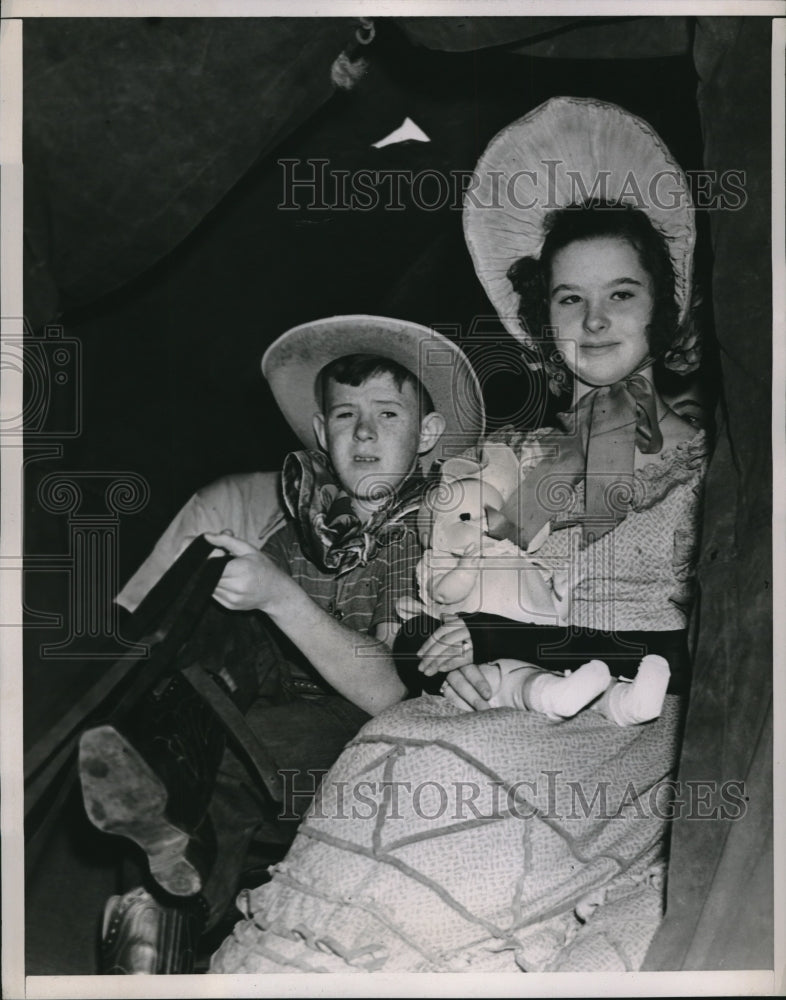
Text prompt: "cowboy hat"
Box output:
[[262, 314, 485, 464]]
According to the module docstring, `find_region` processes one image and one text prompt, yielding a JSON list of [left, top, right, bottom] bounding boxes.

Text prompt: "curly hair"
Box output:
[[507, 203, 680, 392]]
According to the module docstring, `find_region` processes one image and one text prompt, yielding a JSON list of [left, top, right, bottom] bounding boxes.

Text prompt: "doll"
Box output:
[[411, 444, 569, 625], [409, 448, 671, 725]]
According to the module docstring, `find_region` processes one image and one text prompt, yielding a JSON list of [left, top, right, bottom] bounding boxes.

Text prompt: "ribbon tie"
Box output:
[[492, 372, 663, 547]]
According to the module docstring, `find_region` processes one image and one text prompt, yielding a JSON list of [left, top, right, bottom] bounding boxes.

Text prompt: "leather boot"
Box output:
[[79, 670, 226, 896]]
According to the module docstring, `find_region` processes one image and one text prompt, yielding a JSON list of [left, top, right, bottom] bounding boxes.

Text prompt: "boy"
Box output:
[[78, 314, 484, 973]]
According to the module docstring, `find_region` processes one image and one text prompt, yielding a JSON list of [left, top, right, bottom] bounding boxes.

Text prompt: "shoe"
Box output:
[[79, 671, 225, 896], [100, 886, 206, 974]]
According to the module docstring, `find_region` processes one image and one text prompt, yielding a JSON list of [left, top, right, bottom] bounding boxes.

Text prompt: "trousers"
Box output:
[[174, 606, 370, 928]]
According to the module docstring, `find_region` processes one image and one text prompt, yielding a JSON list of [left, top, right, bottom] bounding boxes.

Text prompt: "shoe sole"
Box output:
[[79, 725, 203, 896]]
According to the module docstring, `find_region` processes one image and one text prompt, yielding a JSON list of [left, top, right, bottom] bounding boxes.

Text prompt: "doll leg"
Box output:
[[594, 654, 671, 726], [520, 659, 611, 720]]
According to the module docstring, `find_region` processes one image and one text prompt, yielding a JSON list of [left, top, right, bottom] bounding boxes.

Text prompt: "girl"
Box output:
[[407, 199, 706, 725]]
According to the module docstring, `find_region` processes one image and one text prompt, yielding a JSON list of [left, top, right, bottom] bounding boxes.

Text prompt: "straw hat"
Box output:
[[262, 315, 485, 464], [463, 96, 696, 349]]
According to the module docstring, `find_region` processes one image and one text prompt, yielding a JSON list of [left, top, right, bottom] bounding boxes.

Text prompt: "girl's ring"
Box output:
[[440, 680, 449, 695]]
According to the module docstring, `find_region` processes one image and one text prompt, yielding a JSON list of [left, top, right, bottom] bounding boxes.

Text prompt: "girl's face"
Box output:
[[548, 235, 654, 387]]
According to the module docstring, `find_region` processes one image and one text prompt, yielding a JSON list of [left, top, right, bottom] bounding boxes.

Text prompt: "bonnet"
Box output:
[[463, 96, 700, 376]]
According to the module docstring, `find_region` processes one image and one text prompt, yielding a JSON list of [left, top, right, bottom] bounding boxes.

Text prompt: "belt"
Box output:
[[286, 676, 331, 697]]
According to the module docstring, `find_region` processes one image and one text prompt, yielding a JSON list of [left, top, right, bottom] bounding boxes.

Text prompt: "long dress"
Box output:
[[211, 430, 708, 974]]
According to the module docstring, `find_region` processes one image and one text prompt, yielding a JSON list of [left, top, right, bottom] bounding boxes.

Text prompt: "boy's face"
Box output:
[[313, 372, 439, 513]]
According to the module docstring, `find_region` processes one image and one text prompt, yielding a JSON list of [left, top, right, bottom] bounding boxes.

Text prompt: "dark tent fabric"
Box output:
[[644, 15, 774, 970], [20, 13, 775, 975], [23, 18, 358, 327], [397, 14, 691, 58], [22, 15, 695, 329]]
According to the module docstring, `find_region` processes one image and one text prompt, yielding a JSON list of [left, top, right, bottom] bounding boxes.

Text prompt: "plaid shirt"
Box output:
[[263, 511, 422, 637]]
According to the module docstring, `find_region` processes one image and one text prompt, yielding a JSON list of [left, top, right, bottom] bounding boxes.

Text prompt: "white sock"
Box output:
[[597, 654, 671, 726], [523, 660, 611, 720]]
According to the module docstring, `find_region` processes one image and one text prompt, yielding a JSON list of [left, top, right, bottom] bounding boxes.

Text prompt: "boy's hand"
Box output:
[[203, 532, 284, 612], [395, 595, 428, 622]]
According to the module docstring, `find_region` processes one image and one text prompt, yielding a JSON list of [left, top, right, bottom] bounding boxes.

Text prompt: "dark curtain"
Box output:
[[643, 16, 773, 970]]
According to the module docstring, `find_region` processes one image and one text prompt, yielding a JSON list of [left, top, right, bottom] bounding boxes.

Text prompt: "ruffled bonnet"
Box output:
[[463, 96, 699, 374]]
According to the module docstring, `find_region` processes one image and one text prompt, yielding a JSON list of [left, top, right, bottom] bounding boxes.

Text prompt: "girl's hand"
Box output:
[[440, 662, 495, 710], [482, 659, 538, 709], [417, 614, 476, 677]]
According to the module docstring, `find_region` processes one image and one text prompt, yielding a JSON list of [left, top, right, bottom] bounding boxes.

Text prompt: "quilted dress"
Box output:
[[211, 431, 708, 973]]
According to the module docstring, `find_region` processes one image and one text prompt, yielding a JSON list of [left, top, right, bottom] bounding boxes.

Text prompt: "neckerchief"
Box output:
[[492, 370, 663, 547], [282, 450, 429, 575]]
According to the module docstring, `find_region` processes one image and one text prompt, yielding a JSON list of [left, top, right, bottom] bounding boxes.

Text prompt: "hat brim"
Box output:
[[463, 96, 696, 343], [262, 315, 485, 465]]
